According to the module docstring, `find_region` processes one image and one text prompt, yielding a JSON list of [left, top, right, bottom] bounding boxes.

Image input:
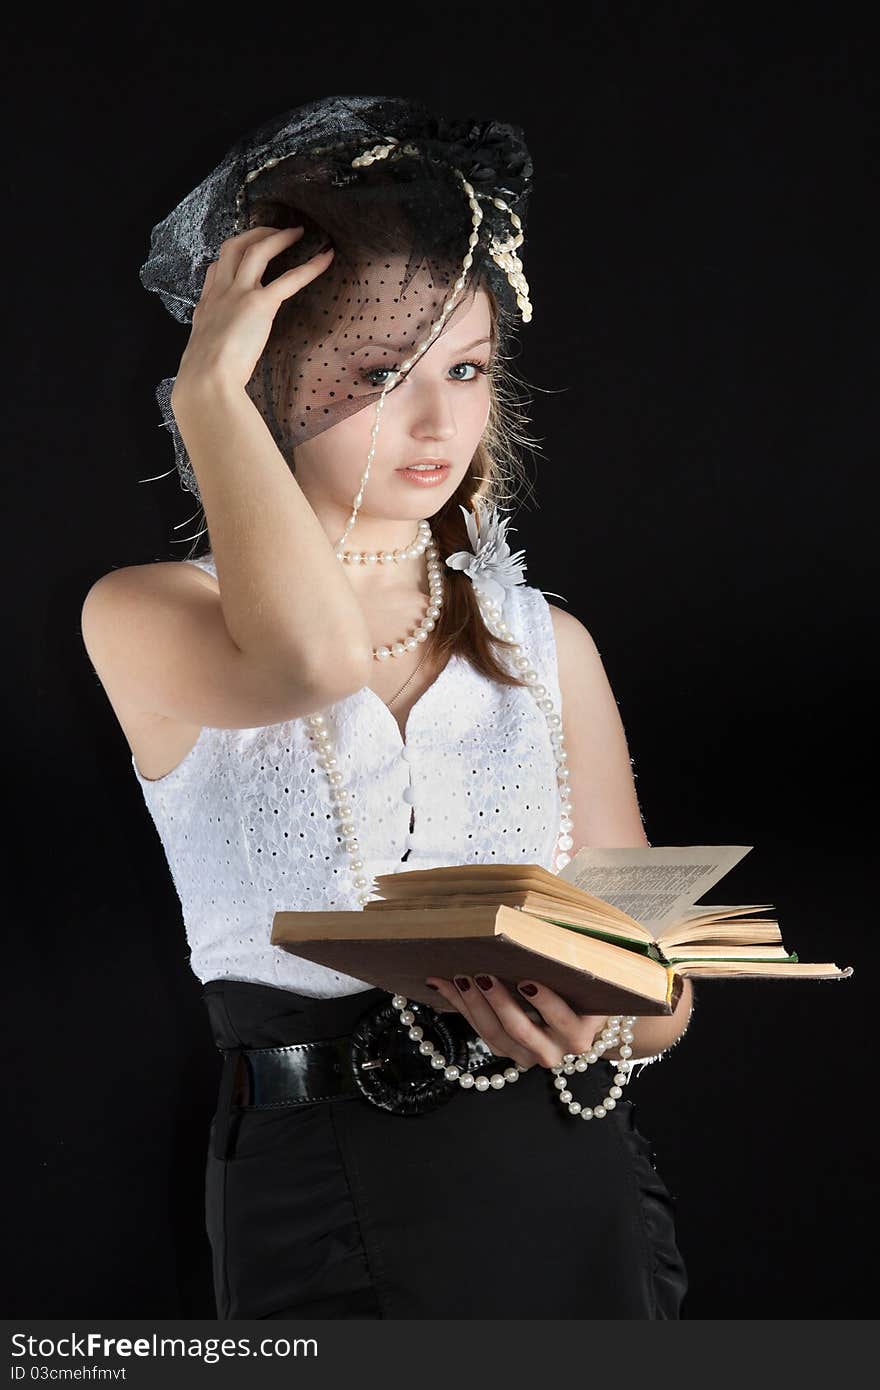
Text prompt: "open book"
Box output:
[[270, 845, 853, 1016]]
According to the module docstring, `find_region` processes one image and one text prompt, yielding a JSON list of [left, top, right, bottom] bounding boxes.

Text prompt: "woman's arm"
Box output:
[[548, 605, 695, 1062], [171, 376, 373, 682], [547, 604, 649, 849]]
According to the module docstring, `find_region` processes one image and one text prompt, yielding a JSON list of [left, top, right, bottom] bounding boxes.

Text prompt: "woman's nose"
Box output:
[[408, 384, 457, 439]]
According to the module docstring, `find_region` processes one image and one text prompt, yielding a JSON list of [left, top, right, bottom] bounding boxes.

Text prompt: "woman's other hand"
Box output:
[[173, 226, 335, 398], [424, 975, 608, 1071]]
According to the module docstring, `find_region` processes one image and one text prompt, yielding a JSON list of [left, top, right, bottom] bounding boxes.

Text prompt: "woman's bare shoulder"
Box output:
[[545, 603, 599, 661], [545, 602, 616, 708]]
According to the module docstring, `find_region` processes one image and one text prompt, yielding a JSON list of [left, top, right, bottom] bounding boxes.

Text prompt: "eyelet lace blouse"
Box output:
[[131, 553, 565, 998]]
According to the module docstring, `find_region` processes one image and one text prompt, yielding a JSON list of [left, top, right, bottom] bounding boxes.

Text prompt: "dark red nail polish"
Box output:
[[475, 974, 493, 991], [518, 982, 538, 997], [426, 983, 438, 990], [454, 976, 471, 992]]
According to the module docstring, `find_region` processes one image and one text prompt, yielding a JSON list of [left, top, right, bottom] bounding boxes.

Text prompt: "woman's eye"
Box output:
[[364, 366, 401, 388], [363, 360, 488, 388], [449, 360, 488, 381]]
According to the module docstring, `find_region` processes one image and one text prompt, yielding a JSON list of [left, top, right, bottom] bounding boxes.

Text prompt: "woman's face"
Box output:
[[291, 283, 493, 552]]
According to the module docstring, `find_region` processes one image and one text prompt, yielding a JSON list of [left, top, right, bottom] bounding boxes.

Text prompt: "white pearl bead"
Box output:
[[503, 1067, 519, 1082], [474, 1075, 490, 1092], [489, 1074, 506, 1089], [459, 1072, 475, 1088], [593, 1105, 606, 1118]]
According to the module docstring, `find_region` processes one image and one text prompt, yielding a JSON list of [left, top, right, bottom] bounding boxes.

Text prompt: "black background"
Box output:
[[4, 3, 875, 1319]]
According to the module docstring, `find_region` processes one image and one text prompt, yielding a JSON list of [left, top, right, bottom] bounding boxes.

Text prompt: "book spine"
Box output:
[[665, 967, 677, 1007]]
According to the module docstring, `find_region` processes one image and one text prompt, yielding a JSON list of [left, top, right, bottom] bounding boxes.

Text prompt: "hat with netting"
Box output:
[[138, 94, 534, 539]]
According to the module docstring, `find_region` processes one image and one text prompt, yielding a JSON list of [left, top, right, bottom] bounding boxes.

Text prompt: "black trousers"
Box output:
[[202, 978, 688, 1320]]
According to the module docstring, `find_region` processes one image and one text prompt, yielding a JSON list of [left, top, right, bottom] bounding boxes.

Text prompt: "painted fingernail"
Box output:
[[425, 983, 439, 990], [454, 975, 471, 992], [518, 982, 538, 997], [475, 975, 493, 991]]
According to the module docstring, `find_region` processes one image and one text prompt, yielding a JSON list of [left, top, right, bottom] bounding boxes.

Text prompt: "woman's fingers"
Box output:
[[266, 244, 335, 303], [209, 225, 294, 292], [464, 975, 571, 1067], [511, 980, 608, 1057], [426, 976, 554, 1070], [180, 226, 335, 394], [234, 226, 313, 293], [425, 976, 609, 1069]]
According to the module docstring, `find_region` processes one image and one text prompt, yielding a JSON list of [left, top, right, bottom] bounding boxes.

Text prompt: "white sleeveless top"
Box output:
[[131, 553, 565, 998]]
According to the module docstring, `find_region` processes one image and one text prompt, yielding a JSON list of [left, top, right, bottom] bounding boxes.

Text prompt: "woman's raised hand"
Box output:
[[425, 974, 609, 1072], [172, 226, 334, 397]]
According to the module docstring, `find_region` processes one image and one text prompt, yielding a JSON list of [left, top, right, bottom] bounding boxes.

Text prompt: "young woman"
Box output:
[[81, 96, 692, 1319]]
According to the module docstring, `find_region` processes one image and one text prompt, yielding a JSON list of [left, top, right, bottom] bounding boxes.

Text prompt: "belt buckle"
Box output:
[[349, 996, 470, 1115]]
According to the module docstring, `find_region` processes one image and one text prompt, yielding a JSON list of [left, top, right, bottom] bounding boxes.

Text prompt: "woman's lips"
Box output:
[[395, 463, 452, 486]]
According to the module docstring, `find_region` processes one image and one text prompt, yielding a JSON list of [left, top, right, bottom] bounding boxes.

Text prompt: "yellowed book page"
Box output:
[[675, 960, 853, 978], [558, 845, 753, 934]]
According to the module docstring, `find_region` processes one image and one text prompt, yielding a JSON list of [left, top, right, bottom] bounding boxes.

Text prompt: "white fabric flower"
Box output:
[[445, 501, 528, 606]]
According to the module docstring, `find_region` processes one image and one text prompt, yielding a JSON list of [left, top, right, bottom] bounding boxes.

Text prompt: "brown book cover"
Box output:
[[273, 903, 686, 1014]]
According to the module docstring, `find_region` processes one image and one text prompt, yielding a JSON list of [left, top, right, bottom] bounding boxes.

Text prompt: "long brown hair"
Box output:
[[187, 287, 541, 689]]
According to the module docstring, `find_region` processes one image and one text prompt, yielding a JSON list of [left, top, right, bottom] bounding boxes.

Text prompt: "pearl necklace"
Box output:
[[336, 518, 430, 566], [388, 993, 637, 1118], [304, 528, 636, 1123], [336, 520, 443, 663]]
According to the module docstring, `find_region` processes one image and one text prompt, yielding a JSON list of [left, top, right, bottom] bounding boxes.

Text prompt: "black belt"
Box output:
[[212, 994, 510, 1159]]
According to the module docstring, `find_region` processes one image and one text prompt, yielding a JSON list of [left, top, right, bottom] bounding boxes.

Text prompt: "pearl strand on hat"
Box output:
[[331, 168, 485, 559], [303, 528, 634, 1123], [482, 194, 532, 323], [349, 137, 532, 324]]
